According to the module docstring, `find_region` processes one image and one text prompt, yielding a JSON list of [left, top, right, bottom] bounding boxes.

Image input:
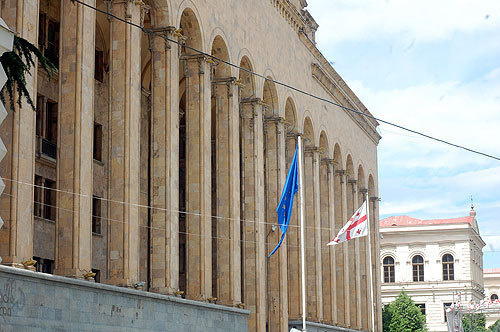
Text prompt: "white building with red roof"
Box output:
[[379, 207, 486, 332], [484, 268, 500, 327]]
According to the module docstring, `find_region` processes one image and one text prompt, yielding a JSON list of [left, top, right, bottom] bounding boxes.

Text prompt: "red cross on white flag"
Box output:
[[327, 200, 368, 246]]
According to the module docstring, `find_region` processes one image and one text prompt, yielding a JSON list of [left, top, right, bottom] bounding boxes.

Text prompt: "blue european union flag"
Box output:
[[268, 145, 299, 258]]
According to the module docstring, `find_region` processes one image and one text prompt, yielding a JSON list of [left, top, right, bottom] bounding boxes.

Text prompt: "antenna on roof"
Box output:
[[470, 195, 474, 210]]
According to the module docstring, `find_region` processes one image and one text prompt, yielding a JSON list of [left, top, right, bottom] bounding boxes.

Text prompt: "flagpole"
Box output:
[[365, 193, 376, 332], [297, 135, 307, 332]]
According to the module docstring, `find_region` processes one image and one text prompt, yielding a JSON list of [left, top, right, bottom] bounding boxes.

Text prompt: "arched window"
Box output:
[[383, 256, 395, 283], [442, 254, 454, 281], [492, 294, 499, 301], [412, 255, 424, 282]]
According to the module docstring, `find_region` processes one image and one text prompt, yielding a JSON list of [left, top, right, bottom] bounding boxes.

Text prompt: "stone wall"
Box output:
[[0, 265, 249, 331]]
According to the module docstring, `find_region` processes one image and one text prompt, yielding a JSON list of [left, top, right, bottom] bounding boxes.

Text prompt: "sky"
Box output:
[[306, 0, 500, 269]]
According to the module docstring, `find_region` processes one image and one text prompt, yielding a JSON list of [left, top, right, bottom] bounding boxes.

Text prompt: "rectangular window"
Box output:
[[43, 179, 56, 221], [36, 95, 44, 137], [46, 19, 59, 68], [92, 268, 101, 283], [34, 176, 43, 218], [46, 101, 58, 144], [95, 49, 104, 82], [34, 256, 54, 274], [416, 303, 426, 316], [444, 303, 452, 322], [92, 196, 102, 234], [38, 13, 47, 51], [93, 122, 103, 162]]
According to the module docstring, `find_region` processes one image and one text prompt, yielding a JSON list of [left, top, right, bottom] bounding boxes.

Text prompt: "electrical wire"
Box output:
[[70, 0, 500, 162]]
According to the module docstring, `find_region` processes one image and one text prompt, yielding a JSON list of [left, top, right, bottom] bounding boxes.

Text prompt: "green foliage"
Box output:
[[462, 313, 487, 332], [0, 35, 57, 111], [382, 290, 427, 332], [488, 319, 500, 332]]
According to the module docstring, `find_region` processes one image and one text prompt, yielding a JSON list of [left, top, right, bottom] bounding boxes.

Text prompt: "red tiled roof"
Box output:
[[484, 268, 500, 274], [380, 215, 473, 228]]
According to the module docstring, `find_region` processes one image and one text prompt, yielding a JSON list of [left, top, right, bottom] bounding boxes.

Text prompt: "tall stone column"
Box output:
[[304, 146, 318, 321], [264, 115, 288, 332], [212, 76, 241, 306], [149, 26, 179, 294], [180, 54, 212, 300], [340, 170, 351, 326], [312, 148, 323, 321], [0, 0, 37, 268], [320, 158, 335, 324], [349, 179, 361, 329], [240, 98, 266, 332], [54, 0, 95, 278], [359, 188, 369, 329], [370, 196, 382, 332], [286, 133, 302, 320], [107, 0, 142, 286], [326, 160, 337, 324], [334, 169, 346, 325]]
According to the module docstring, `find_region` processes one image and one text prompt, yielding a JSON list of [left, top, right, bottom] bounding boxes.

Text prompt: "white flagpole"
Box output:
[[297, 135, 307, 332], [365, 193, 376, 332]]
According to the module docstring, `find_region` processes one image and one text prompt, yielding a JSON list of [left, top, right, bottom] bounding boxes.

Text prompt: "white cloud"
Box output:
[[308, 0, 500, 45]]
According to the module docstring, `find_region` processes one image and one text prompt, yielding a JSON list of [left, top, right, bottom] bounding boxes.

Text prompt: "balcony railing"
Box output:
[[37, 136, 57, 161]]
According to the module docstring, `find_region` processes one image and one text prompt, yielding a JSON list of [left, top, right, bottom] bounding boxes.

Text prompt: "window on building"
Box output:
[[34, 176, 56, 221], [412, 255, 424, 282], [38, 12, 59, 68], [95, 49, 104, 82], [444, 302, 452, 322], [36, 96, 58, 160], [92, 268, 101, 283], [442, 254, 455, 281], [93, 122, 103, 161], [34, 256, 54, 274], [383, 256, 395, 283], [92, 196, 102, 234], [492, 294, 499, 301], [416, 303, 426, 315], [43, 179, 56, 221]]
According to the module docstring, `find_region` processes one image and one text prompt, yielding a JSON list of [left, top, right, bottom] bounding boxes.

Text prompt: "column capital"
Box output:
[[359, 188, 368, 195], [335, 169, 346, 183], [287, 131, 302, 139], [180, 53, 207, 62], [264, 115, 284, 123], [370, 196, 379, 202], [212, 76, 237, 85], [240, 97, 264, 106], [347, 179, 357, 185]]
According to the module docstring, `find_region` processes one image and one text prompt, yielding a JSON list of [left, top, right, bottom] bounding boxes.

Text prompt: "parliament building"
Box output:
[[0, 0, 382, 331]]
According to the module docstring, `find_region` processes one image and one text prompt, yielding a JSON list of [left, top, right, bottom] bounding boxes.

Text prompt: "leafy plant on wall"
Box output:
[[0, 35, 57, 112]]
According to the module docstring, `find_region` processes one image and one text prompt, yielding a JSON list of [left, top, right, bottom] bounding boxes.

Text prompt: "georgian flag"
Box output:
[[327, 200, 368, 246]]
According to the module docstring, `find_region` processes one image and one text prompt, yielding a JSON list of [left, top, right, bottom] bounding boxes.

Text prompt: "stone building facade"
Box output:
[[484, 268, 500, 328], [0, 0, 382, 331], [380, 210, 486, 332]]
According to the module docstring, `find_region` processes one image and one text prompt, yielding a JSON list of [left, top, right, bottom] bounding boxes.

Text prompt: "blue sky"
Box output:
[[307, 0, 500, 269]]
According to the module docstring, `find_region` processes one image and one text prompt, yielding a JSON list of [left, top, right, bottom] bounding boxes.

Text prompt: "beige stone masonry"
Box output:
[[149, 26, 179, 294], [181, 53, 212, 300], [286, 133, 302, 321], [0, 0, 38, 268], [212, 76, 240, 306], [240, 98, 266, 332], [264, 115, 288, 332], [107, 0, 141, 287]]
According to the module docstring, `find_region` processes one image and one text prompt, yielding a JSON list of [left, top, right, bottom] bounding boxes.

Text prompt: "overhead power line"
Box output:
[[71, 0, 500, 161]]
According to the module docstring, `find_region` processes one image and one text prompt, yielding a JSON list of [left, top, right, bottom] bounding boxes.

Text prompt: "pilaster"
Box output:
[[149, 26, 179, 294], [338, 169, 350, 326], [359, 188, 369, 329], [0, 0, 38, 268], [240, 98, 266, 332], [264, 115, 288, 332], [54, 0, 96, 279], [212, 76, 241, 306], [107, 0, 142, 286], [370, 195, 382, 332], [349, 179, 361, 329], [181, 53, 212, 300], [286, 133, 302, 320]]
